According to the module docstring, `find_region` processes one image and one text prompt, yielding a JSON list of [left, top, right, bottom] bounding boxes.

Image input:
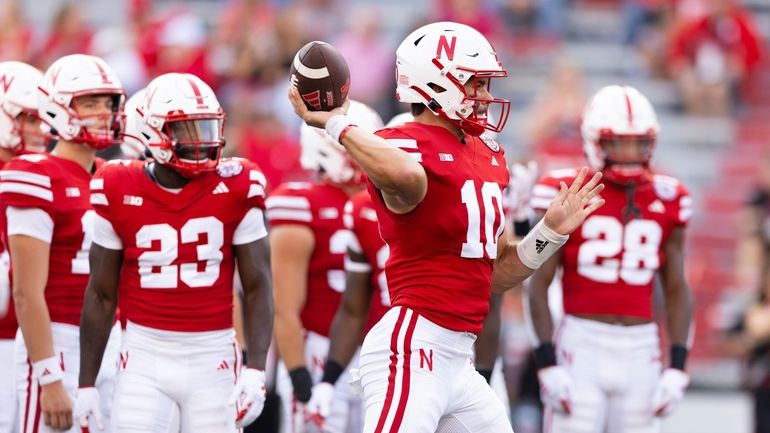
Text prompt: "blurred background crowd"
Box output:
[[5, 0, 770, 431]]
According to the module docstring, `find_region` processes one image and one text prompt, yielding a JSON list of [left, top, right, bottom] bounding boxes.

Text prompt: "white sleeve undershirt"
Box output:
[[92, 212, 123, 250], [6, 206, 53, 244], [233, 208, 268, 245]]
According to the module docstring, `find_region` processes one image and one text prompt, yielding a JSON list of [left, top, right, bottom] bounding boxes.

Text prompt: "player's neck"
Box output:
[[0, 147, 14, 163], [50, 140, 96, 173], [149, 162, 190, 189], [414, 111, 464, 141]]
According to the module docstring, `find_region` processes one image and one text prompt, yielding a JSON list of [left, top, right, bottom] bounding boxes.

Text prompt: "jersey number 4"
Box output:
[[577, 215, 662, 285], [460, 180, 504, 259], [136, 217, 224, 288]]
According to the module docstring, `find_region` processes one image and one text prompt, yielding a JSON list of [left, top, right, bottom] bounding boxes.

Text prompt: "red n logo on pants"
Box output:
[[419, 348, 433, 371], [119, 352, 129, 370]]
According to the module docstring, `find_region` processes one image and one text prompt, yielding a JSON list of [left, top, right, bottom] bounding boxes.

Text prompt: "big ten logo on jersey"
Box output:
[[460, 180, 505, 259], [136, 217, 224, 289], [328, 229, 353, 293], [577, 215, 662, 285], [123, 195, 143, 206]]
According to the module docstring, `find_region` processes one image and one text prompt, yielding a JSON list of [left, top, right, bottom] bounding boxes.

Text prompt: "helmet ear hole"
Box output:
[[427, 83, 446, 93]]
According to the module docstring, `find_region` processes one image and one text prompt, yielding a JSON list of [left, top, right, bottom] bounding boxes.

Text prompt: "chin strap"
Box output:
[[622, 182, 641, 223]]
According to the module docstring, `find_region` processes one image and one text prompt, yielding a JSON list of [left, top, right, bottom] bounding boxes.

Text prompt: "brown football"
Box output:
[[290, 41, 350, 112]]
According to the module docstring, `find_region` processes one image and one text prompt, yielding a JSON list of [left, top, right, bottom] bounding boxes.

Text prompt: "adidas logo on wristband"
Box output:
[[535, 239, 549, 254]]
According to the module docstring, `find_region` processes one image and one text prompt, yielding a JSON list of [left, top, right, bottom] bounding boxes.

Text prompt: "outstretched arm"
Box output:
[[288, 89, 426, 214], [493, 168, 604, 292]]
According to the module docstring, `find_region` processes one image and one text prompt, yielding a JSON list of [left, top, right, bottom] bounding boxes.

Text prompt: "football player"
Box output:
[[288, 21, 604, 433], [2, 54, 124, 433], [527, 85, 693, 433], [77, 72, 273, 433], [0, 60, 47, 433], [269, 100, 383, 433]]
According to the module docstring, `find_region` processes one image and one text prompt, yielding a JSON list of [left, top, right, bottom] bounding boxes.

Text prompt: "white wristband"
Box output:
[[516, 220, 569, 270], [325, 115, 353, 143], [33, 356, 64, 385]]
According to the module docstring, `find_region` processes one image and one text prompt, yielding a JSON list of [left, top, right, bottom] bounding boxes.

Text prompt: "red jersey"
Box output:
[[343, 190, 390, 333], [531, 169, 691, 320], [90, 158, 267, 332], [266, 182, 351, 337], [369, 124, 509, 334], [0, 153, 97, 326], [0, 158, 15, 339]]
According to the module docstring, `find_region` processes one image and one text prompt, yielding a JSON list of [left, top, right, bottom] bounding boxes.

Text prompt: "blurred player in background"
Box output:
[[0, 60, 47, 433], [269, 100, 382, 433], [527, 85, 693, 433], [289, 21, 604, 433], [2, 54, 124, 433], [78, 72, 273, 433]]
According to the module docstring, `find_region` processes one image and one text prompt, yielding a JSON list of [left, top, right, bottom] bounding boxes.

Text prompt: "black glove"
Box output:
[[288, 367, 313, 403]]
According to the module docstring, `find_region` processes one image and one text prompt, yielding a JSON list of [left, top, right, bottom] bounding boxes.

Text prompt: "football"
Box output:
[[290, 41, 350, 112]]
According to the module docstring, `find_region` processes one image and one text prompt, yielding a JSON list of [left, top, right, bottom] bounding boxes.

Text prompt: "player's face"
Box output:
[[463, 76, 492, 118], [599, 136, 653, 166], [18, 112, 47, 152], [168, 119, 222, 162], [72, 94, 118, 135]]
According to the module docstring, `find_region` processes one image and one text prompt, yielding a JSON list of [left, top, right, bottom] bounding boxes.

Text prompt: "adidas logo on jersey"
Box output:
[[217, 360, 229, 371], [491, 156, 499, 167], [648, 199, 665, 214], [123, 195, 143, 206], [439, 153, 454, 162], [213, 182, 230, 194], [535, 239, 549, 254]]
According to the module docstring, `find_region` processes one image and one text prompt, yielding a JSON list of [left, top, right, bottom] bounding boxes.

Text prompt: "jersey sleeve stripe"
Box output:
[[348, 232, 363, 253], [345, 256, 372, 273], [407, 153, 422, 162], [265, 208, 313, 222], [0, 182, 53, 201], [680, 196, 692, 207], [249, 170, 267, 185], [532, 185, 559, 199], [265, 196, 311, 210], [0, 171, 51, 188], [385, 138, 418, 149], [90, 193, 109, 206], [248, 184, 265, 199], [680, 208, 692, 222]]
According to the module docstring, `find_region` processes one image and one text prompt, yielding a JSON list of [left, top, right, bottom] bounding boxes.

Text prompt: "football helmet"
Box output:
[[300, 100, 383, 184], [38, 54, 125, 149], [395, 21, 510, 137], [581, 85, 659, 185], [138, 73, 225, 177], [121, 88, 147, 159], [0, 61, 48, 153]]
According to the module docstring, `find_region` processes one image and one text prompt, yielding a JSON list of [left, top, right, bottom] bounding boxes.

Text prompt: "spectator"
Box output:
[[667, 0, 763, 116], [0, 0, 33, 63], [498, 0, 567, 39], [35, 3, 93, 68], [522, 59, 586, 168], [333, 7, 393, 115]]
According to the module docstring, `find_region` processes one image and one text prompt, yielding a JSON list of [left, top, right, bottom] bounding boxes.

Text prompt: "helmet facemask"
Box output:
[[161, 114, 225, 178], [68, 92, 126, 150], [595, 133, 656, 185], [14, 109, 49, 153], [415, 60, 510, 137]]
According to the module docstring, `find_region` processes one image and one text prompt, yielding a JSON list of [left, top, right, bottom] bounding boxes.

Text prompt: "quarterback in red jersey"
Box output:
[[527, 85, 694, 433], [0, 60, 48, 433], [78, 73, 273, 433], [289, 21, 604, 433], [2, 54, 124, 433], [269, 100, 383, 433]]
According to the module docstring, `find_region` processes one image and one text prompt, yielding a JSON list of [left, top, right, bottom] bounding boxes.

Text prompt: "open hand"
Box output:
[[543, 168, 605, 236]]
